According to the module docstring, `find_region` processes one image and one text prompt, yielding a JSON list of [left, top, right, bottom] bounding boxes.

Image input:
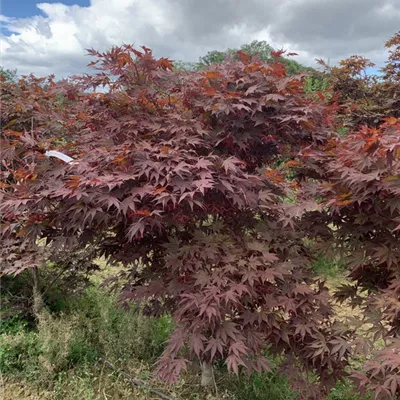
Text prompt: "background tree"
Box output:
[[175, 40, 313, 76], [0, 66, 17, 83]]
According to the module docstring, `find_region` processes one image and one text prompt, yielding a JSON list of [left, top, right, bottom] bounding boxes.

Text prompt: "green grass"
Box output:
[[310, 254, 346, 279], [327, 380, 372, 400], [221, 370, 369, 400], [226, 372, 298, 400]]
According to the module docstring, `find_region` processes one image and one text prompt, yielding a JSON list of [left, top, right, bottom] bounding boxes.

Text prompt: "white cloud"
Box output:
[[0, 0, 398, 78]]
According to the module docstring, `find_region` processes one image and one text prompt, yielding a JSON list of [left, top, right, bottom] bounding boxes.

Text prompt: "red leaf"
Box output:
[[236, 50, 251, 63], [271, 49, 285, 58]]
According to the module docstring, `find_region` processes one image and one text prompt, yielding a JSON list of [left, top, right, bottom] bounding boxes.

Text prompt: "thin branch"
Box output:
[[211, 364, 218, 397], [98, 358, 178, 400]]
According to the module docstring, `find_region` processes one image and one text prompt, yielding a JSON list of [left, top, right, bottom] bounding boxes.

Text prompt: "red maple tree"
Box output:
[[0, 44, 366, 397]]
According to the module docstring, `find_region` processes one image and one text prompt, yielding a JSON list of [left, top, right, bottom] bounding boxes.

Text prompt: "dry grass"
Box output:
[[0, 365, 233, 400], [1, 377, 52, 400], [0, 373, 152, 400], [324, 273, 381, 341]]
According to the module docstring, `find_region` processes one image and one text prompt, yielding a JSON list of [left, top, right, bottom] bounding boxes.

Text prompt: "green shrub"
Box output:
[[0, 330, 40, 374], [0, 272, 36, 323], [0, 315, 28, 335], [35, 310, 97, 376], [69, 287, 171, 364]]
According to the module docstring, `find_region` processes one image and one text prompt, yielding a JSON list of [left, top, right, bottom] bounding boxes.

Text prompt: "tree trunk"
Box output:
[[200, 362, 214, 388], [32, 267, 43, 315]]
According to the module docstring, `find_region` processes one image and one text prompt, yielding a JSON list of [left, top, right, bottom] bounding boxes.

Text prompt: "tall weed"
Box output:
[[0, 286, 171, 387]]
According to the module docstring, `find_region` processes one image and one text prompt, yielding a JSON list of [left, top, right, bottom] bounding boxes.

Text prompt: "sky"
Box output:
[[0, 0, 398, 78]]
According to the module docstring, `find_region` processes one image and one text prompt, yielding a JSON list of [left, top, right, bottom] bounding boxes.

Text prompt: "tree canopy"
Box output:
[[174, 40, 313, 75], [0, 67, 17, 83]]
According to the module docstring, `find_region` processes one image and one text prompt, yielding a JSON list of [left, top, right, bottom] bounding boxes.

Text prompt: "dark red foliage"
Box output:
[[298, 46, 400, 397], [351, 339, 400, 399], [328, 120, 400, 399], [0, 44, 348, 397]]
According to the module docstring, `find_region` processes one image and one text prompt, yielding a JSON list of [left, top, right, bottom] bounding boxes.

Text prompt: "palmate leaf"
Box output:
[[226, 354, 245, 375]]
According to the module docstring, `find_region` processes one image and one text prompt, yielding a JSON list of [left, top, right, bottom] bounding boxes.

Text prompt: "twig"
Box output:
[[98, 358, 178, 400], [4, 289, 27, 301], [211, 365, 218, 398], [98, 356, 106, 395]]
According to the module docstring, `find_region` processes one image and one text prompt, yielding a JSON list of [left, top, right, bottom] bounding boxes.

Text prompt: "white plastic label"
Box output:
[[44, 150, 76, 164]]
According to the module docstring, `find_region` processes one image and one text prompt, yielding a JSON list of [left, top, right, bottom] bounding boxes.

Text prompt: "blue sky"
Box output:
[[1, 0, 89, 19], [0, 0, 396, 78], [0, 0, 89, 39]]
